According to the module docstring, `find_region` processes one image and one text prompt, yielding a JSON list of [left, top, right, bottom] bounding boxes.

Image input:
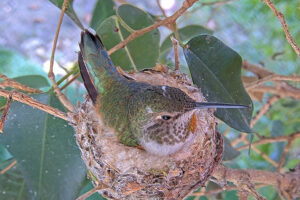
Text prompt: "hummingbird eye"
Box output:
[[161, 115, 171, 120]]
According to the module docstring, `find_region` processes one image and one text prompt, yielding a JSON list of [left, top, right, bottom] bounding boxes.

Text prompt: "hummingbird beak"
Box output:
[[194, 102, 249, 109]]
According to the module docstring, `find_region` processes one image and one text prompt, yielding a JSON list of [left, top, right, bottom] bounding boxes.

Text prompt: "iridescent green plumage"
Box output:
[[78, 30, 248, 155]]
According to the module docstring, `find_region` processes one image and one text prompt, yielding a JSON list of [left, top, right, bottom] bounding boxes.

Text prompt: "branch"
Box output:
[[250, 85, 300, 99], [0, 160, 17, 174], [156, 0, 167, 17], [0, 92, 12, 132], [170, 36, 180, 71], [48, 0, 75, 112], [237, 131, 300, 151], [107, 0, 198, 55], [76, 184, 107, 200], [0, 73, 42, 94], [251, 95, 280, 127], [245, 74, 300, 90], [191, 183, 266, 197], [212, 165, 300, 199], [277, 138, 293, 172], [262, 0, 300, 56], [0, 89, 71, 123]]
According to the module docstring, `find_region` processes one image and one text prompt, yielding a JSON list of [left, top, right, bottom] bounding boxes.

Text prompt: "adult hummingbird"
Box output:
[[78, 30, 248, 156]]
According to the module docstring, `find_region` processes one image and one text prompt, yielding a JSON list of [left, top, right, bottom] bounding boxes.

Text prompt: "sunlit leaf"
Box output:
[[96, 4, 160, 70], [184, 35, 253, 133], [13, 75, 50, 89], [90, 0, 115, 29]]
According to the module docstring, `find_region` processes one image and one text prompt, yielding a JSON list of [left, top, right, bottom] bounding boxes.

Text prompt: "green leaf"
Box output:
[[0, 48, 46, 78], [223, 137, 240, 161], [184, 35, 253, 133], [160, 25, 213, 54], [13, 75, 50, 89], [0, 93, 86, 200], [0, 145, 12, 162], [96, 4, 160, 70], [49, 0, 83, 29], [90, 0, 115, 29], [0, 160, 30, 200]]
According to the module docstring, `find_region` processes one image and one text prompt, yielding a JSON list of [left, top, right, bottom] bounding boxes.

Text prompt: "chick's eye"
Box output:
[[161, 115, 171, 120]]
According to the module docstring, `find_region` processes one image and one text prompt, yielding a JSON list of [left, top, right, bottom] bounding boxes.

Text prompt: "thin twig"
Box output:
[[48, 0, 75, 112], [76, 185, 108, 200], [243, 61, 272, 78], [0, 73, 42, 94], [60, 72, 80, 91], [252, 145, 278, 168], [277, 138, 293, 172], [191, 183, 266, 197], [0, 92, 12, 133], [0, 160, 17, 174], [237, 131, 300, 151], [156, 0, 167, 17], [170, 36, 180, 71], [107, 0, 198, 55], [246, 74, 300, 90], [0, 89, 71, 123], [251, 95, 280, 127], [250, 85, 300, 99], [231, 95, 278, 146], [262, 0, 300, 56], [212, 165, 300, 199]]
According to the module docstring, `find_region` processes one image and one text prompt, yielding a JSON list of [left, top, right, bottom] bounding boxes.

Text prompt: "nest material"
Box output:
[[73, 65, 223, 199]]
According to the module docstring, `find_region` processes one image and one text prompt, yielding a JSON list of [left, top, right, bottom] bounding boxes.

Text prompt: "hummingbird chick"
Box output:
[[78, 30, 248, 156]]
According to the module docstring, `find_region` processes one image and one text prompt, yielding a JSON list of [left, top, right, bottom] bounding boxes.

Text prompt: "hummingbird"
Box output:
[[78, 29, 248, 156]]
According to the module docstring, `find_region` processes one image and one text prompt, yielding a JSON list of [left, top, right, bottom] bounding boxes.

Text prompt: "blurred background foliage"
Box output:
[[0, 0, 299, 199]]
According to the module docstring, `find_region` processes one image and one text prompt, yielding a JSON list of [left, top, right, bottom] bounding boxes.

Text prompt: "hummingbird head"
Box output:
[[131, 85, 248, 156], [132, 85, 204, 156]]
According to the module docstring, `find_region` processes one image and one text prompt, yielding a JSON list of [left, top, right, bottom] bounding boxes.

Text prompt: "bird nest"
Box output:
[[72, 65, 223, 199]]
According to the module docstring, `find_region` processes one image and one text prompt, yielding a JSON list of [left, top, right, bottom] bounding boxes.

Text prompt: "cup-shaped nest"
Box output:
[[73, 65, 223, 199]]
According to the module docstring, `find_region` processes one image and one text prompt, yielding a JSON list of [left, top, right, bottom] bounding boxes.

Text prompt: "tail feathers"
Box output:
[[195, 102, 249, 109], [78, 52, 98, 103], [79, 30, 114, 69], [78, 29, 117, 103]]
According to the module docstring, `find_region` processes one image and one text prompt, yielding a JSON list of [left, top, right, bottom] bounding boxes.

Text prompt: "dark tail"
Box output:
[[78, 29, 118, 103], [195, 102, 249, 109]]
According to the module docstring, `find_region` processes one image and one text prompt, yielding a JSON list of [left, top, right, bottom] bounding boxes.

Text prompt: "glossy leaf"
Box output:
[[0, 93, 86, 200], [96, 4, 160, 70], [184, 35, 253, 133], [223, 137, 240, 161], [0, 160, 30, 200], [0, 145, 12, 162], [49, 0, 83, 29], [90, 0, 115, 29], [0, 48, 46, 78], [13, 75, 50, 89], [160, 25, 213, 54]]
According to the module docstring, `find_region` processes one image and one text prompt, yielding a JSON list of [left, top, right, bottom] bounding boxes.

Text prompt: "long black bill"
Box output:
[[195, 102, 249, 109]]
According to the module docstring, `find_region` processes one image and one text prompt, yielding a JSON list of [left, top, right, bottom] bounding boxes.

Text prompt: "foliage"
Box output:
[[0, 0, 299, 199]]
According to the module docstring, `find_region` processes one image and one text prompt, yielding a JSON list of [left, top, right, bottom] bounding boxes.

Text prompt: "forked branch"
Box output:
[[107, 0, 198, 55]]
